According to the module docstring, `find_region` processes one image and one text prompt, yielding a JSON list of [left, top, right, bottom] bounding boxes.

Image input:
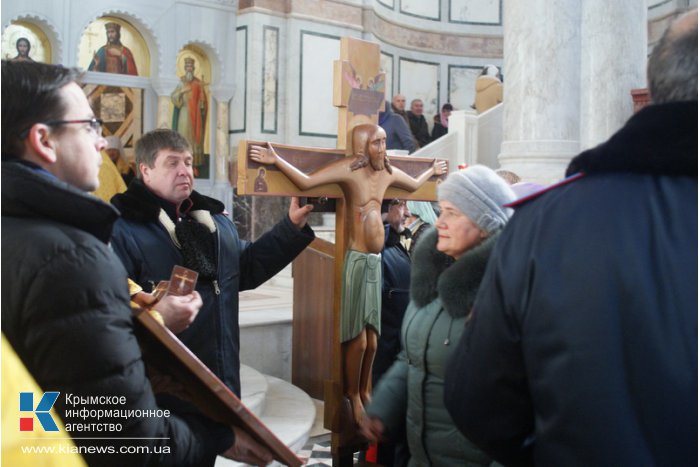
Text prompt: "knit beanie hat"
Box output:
[[438, 165, 516, 234]]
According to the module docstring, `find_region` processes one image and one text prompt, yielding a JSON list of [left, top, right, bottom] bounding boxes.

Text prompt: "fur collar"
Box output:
[[111, 178, 224, 223], [566, 101, 697, 177], [410, 227, 500, 318]]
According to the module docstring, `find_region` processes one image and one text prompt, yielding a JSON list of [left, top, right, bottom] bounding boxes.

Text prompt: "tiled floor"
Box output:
[[298, 434, 333, 466]]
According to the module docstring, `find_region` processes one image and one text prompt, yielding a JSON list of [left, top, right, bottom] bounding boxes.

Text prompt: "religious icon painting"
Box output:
[[1, 20, 51, 63], [78, 16, 149, 77], [171, 46, 212, 179]]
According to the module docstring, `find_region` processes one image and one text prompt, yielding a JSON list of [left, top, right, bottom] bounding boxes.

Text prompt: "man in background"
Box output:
[[406, 98, 431, 148], [391, 94, 409, 122], [105, 135, 135, 185], [379, 100, 416, 153]]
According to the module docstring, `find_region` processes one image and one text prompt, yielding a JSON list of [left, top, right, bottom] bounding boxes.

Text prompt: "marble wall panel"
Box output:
[[262, 25, 278, 134], [400, 0, 440, 20], [230, 26, 247, 133], [398, 58, 439, 120], [299, 31, 339, 137], [450, 0, 502, 25], [448, 65, 482, 111], [381, 51, 394, 99]]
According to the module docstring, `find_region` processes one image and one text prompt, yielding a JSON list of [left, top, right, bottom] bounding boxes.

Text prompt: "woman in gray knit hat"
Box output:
[[361, 165, 515, 466]]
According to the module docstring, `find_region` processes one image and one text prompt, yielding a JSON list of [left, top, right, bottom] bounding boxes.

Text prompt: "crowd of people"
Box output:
[[383, 94, 454, 152], [383, 63, 504, 154], [1, 7, 696, 467]]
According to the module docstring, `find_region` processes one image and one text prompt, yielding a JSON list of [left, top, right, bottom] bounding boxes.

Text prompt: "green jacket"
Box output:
[[367, 228, 499, 467]]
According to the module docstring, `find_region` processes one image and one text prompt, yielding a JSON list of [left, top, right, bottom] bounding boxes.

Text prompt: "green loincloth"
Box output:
[[340, 249, 381, 343]]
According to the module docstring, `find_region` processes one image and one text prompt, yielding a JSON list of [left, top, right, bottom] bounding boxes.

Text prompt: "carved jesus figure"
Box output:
[[250, 123, 447, 424]]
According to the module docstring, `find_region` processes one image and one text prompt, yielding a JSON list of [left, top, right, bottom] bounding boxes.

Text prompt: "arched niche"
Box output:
[[78, 16, 150, 77], [1, 20, 52, 63], [169, 44, 213, 179]]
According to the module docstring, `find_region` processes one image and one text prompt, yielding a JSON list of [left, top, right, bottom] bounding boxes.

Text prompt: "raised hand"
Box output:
[[288, 196, 314, 229]]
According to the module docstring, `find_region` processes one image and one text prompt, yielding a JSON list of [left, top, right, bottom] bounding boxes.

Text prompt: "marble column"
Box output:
[[151, 78, 180, 129], [499, 0, 582, 184], [499, 1, 648, 184], [579, 1, 647, 150], [214, 99, 230, 185], [210, 86, 236, 216]]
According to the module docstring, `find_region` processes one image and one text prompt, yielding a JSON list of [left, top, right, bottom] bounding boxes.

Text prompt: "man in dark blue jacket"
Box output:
[[111, 129, 315, 403], [379, 100, 417, 153], [445, 8, 698, 467]]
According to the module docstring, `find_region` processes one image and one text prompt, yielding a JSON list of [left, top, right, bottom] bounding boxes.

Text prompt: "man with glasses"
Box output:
[[1, 60, 273, 466]]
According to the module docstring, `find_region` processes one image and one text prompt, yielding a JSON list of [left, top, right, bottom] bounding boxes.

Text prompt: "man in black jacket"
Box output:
[[444, 9, 698, 467], [1, 60, 272, 467], [407, 99, 431, 148]]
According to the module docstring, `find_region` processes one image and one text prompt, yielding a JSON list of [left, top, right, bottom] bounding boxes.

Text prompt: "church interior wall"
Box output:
[[2, 0, 695, 208]]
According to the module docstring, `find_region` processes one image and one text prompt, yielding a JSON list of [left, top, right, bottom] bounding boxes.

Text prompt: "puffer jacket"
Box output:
[[1, 161, 231, 466], [367, 228, 499, 466], [111, 179, 314, 397]]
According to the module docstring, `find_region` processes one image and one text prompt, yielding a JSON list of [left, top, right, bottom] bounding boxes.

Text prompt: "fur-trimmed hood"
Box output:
[[410, 227, 500, 318], [566, 101, 697, 177], [111, 178, 224, 223]]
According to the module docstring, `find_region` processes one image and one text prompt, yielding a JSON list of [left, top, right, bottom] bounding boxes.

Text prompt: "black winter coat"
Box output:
[[1, 161, 231, 466], [445, 101, 698, 467], [407, 112, 431, 148], [372, 225, 412, 383], [111, 180, 314, 398]]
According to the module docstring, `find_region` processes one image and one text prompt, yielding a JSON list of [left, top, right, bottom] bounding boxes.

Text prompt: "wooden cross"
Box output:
[[237, 37, 447, 465]]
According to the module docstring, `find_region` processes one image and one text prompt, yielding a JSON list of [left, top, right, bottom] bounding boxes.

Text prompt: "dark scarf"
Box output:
[[112, 179, 225, 280], [566, 101, 697, 177], [410, 227, 501, 319], [175, 217, 217, 280]]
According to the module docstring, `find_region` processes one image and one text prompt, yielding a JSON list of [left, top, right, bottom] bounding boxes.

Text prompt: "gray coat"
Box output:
[[367, 228, 498, 467]]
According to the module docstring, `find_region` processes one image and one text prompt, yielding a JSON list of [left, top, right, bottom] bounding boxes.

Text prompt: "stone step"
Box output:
[[215, 366, 315, 467], [240, 364, 268, 418]]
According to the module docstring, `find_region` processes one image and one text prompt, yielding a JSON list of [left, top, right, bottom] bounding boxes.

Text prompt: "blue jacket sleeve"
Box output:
[[394, 115, 417, 153]]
